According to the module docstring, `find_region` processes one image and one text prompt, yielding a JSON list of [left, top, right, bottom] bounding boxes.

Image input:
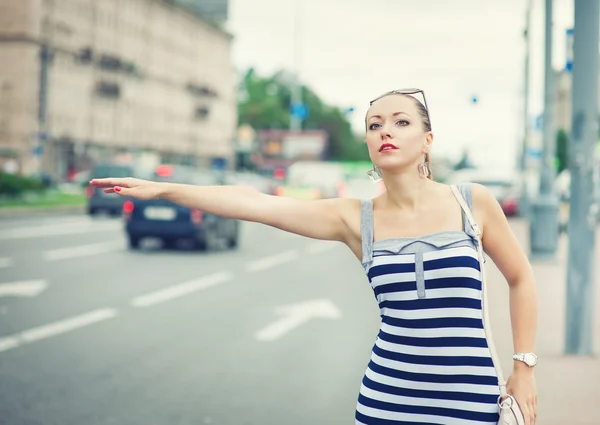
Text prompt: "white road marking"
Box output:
[[0, 337, 20, 352], [43, 240, 124, 261], [131, 271, 233, 308], [245, 250, 299, 272], [0, 221, 120, 240], [0, 258, 13, 268], [306, 241, 340, 254], [0, 308, 118, 353], [0, 280, 47, 298], [255, 298, 342, 342]]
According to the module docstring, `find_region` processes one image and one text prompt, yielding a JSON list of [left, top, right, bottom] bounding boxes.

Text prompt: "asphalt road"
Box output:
[[0, 212, 381, 425]]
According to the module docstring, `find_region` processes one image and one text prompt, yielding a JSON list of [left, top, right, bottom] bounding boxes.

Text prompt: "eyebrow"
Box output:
[[367, 112, 410, 121]]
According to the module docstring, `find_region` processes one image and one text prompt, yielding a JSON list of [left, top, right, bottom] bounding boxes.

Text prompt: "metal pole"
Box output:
[[519, 0, 533, 217], [530, 0, 560, 259], [35, 43, 51, 176], [565, 0, 599, 355], [289, 0, 302, 132]]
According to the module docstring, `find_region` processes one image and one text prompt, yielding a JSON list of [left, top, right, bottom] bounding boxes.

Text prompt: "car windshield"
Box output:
[[91, 164, 134, 178], [152, 165, 217, 185]]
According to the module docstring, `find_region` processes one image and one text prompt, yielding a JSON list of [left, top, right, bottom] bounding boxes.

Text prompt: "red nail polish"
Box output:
[[114, 187, 121, 192]]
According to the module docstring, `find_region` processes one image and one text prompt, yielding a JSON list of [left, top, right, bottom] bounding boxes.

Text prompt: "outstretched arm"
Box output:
[[90, 177, 354, 242]]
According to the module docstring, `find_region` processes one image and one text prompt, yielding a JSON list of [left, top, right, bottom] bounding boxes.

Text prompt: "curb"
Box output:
[[0, 205, 85, 219]]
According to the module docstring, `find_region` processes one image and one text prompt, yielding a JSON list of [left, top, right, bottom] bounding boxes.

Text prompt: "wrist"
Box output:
[[513, 360, 535, 374], [155, 182, 171, 199]]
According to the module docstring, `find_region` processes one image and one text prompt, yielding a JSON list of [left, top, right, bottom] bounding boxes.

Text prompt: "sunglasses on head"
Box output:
[[369, 88, 430, 129]]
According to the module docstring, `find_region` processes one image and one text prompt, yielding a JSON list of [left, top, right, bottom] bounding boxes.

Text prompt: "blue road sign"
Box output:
[[290, 103, 308, 120], [211, 157, 227, 170]]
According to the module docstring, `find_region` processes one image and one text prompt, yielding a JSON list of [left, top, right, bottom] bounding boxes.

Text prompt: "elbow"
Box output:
[[507, 275, 536, 290]]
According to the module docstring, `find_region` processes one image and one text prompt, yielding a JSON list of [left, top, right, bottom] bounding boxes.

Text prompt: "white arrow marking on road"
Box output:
[[0, 280, 47, 298], [245, 250, 299, 272], [0, 258, 13, 268], [255, 299, 342, 342]]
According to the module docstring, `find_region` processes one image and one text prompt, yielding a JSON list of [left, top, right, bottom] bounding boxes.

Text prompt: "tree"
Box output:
[[237, 68, 369, 161], [453, 148, 475, 171]]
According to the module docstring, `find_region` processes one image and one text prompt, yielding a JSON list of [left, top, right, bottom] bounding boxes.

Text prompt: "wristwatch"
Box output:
[[512, 352, 538, 367]]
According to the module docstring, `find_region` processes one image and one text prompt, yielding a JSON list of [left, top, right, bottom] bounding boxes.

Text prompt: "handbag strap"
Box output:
[[449, 185, 508, 397]]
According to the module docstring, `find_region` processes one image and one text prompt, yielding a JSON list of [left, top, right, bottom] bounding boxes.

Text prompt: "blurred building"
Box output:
[[0, 0, 236, 179], [168, 0, 228, 25]]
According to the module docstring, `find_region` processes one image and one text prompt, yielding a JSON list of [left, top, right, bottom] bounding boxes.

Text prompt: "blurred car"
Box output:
[[123, 164, 239, 250], [446, 169, 520, 217], [85, 163, 136, 216]]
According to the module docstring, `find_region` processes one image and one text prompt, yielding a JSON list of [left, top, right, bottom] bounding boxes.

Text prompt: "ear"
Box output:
[[422, 131, 434, 154]]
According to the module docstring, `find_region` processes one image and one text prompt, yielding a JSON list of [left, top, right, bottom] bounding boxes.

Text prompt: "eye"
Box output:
[[396, 120, 409, 126], [368, 123, 381, 131]]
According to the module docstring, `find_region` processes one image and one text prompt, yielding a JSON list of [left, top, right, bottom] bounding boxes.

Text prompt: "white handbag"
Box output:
[[450, 185, 526, 425]]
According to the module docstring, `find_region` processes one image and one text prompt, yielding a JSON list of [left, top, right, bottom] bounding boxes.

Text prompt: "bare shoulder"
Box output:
[[334, 196, 363, 234], [470, 182, 498, 208], [470, 182, 501, 209], [469, 182, 509, 237]]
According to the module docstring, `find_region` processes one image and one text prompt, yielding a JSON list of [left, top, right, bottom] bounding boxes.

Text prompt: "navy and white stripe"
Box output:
[[356, 184, 500, 425]]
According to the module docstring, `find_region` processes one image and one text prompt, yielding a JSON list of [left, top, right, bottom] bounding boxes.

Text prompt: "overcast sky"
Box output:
[[227, 0, 575, 169]]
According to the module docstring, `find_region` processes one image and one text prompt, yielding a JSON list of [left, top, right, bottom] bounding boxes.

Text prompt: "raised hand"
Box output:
[[90, 177, 165, 201]]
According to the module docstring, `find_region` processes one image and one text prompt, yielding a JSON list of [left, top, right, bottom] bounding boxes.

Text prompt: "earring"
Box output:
[[418, 158, 431, 178], [367, 165, 382, 183]]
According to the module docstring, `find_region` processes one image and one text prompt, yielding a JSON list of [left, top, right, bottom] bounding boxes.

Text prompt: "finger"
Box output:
[[113, 186, 128, 196], [90, 178, 130, 188], [520, 404, 531, 425], [529, 400, 537, 423]]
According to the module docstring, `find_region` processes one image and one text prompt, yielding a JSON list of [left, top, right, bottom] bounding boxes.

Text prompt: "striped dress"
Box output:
[[356, 183, 500, 425]]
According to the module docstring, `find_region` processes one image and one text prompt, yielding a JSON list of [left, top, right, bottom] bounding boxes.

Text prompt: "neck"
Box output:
[[380, 169, 433, 211]]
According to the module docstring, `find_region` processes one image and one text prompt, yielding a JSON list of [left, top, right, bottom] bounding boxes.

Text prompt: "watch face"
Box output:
[[524, 353, 538, 366]]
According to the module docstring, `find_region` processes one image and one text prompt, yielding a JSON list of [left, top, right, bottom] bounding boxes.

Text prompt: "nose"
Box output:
[[379, 126, 393, 139]]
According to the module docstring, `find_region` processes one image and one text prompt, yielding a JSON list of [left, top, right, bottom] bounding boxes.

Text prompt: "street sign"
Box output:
[[526, 147, 542, 158], [211, 157, 227, 170], [290, 103, 308, 120], [565, 28, 574, 73]]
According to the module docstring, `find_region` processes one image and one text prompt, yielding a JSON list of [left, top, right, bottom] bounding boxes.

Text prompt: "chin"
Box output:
[[374, 159, 410, 171]]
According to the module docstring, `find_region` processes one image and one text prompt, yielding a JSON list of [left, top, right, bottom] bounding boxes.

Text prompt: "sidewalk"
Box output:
[[489, 219, 600, 425]]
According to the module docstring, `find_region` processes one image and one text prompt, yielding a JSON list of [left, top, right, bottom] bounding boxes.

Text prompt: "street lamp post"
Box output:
[[529, 0, 560, 260]]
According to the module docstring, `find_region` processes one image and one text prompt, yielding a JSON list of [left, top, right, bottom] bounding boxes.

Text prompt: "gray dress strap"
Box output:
[[360, 199, 374, 268], [456, 183, 478, 241]]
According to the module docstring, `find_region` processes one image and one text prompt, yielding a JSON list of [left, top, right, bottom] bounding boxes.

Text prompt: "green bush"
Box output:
[[0, 172, 45, 198]]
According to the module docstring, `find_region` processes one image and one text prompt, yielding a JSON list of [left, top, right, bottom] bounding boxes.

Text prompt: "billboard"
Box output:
[[256, 130, 328, 161]]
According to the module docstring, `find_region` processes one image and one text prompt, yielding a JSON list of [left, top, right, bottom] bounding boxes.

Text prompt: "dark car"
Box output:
[[86, 163, 136, 216], [123, 164, 239, 251]]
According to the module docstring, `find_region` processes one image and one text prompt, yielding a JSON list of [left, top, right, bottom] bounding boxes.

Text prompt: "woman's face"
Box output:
[[365, 94, 432, 172]]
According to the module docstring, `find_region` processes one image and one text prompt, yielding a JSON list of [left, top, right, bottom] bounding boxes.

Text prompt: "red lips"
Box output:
[[379, 143, 398, 152]]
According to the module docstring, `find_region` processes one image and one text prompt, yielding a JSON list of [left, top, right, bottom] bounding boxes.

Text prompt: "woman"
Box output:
[[91, 89, 538, 425]]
